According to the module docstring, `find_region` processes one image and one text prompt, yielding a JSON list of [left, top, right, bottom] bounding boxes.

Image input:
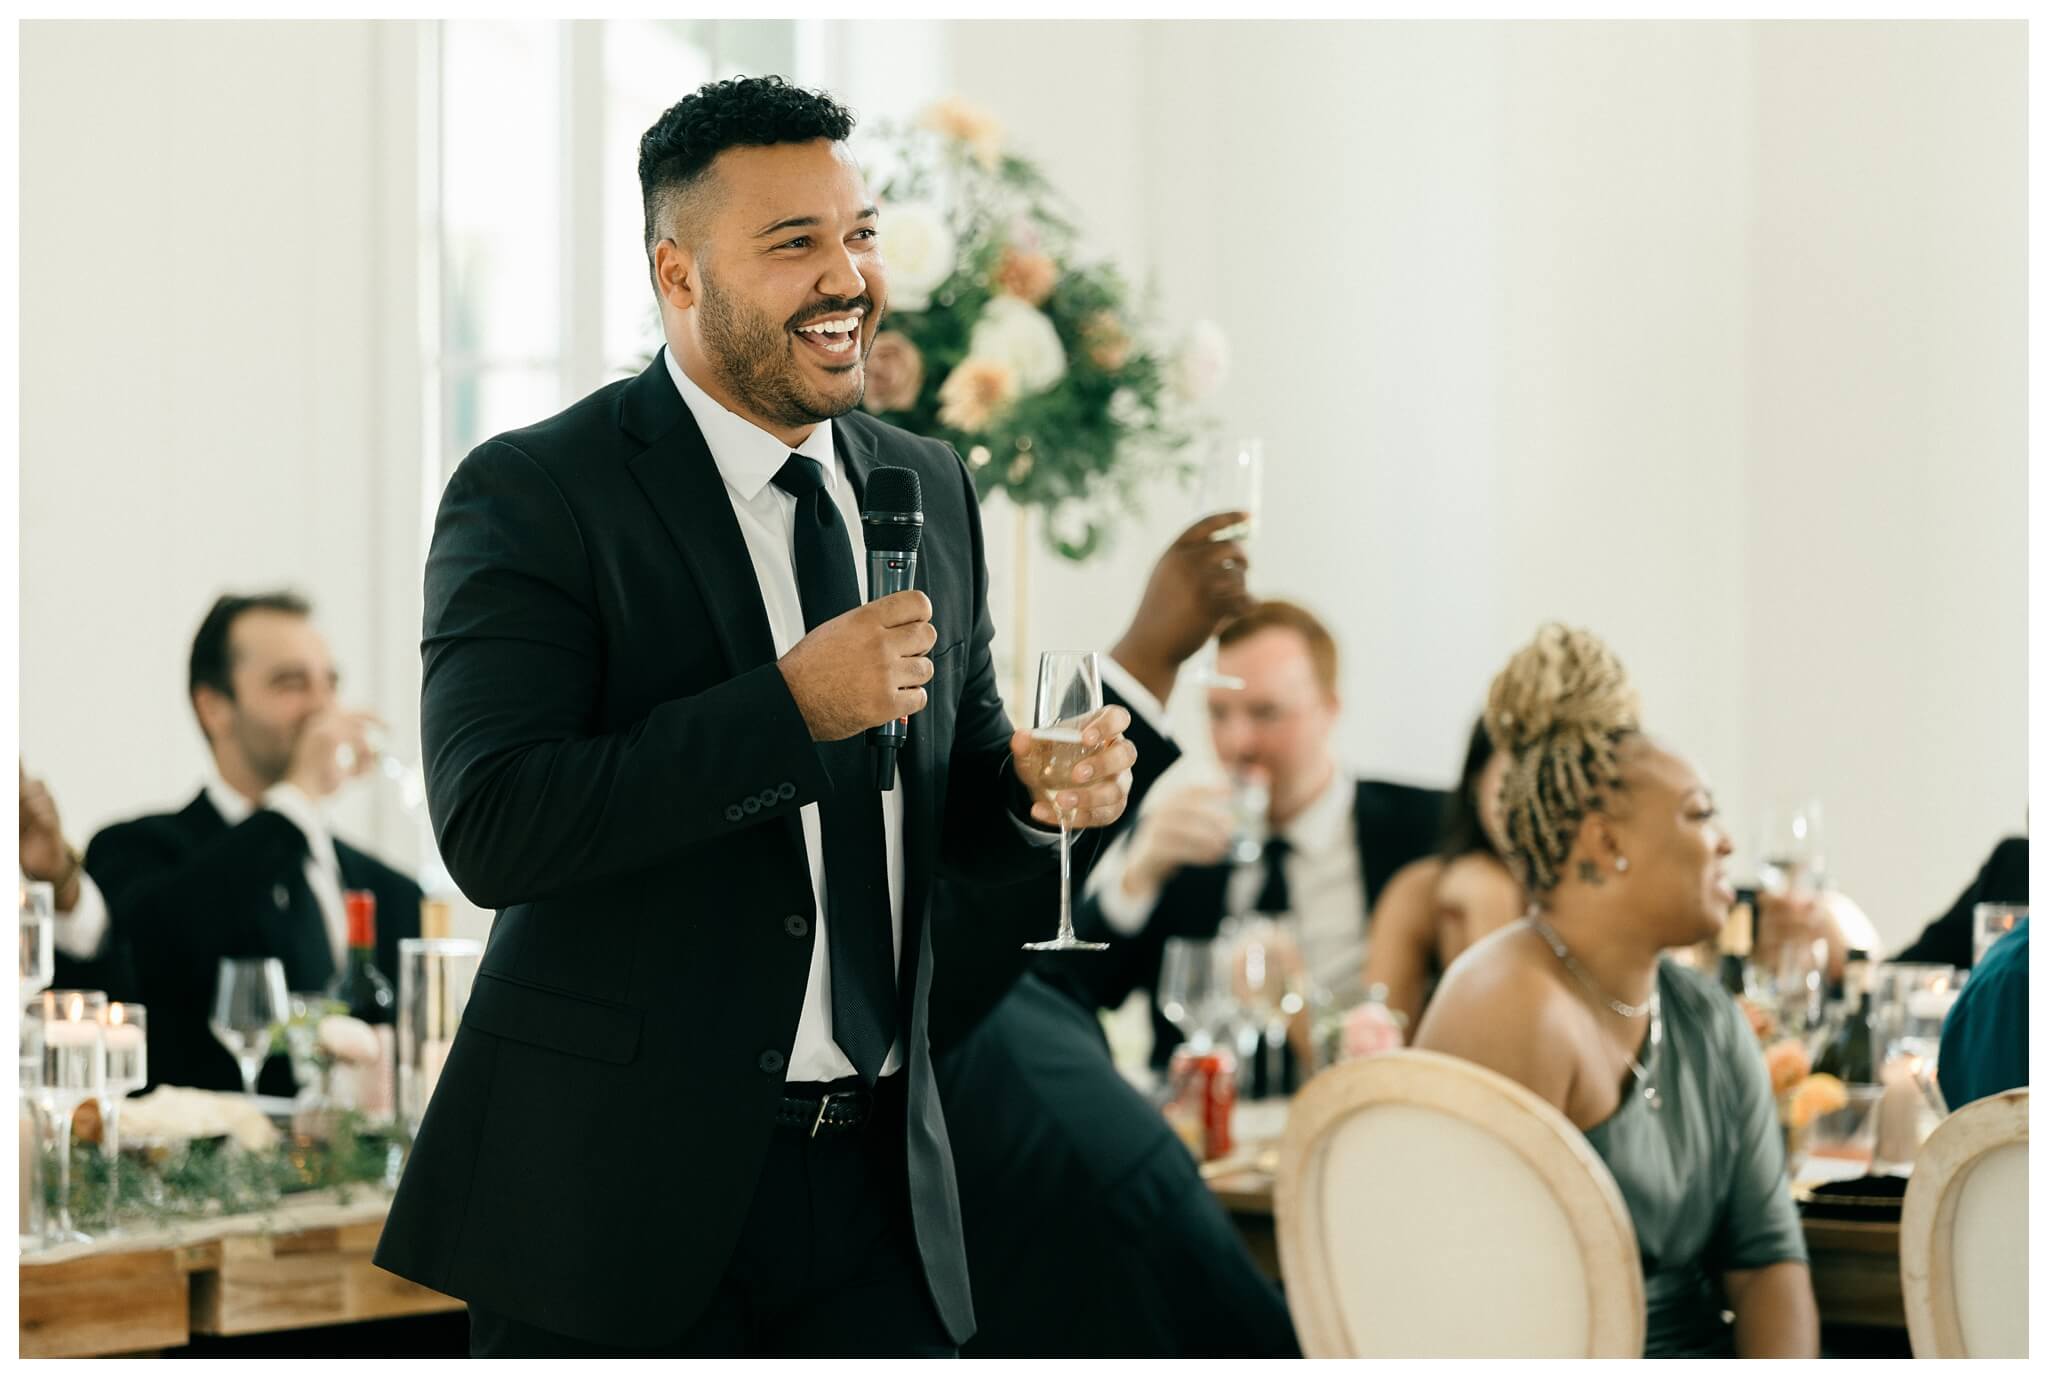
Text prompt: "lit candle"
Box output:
[[101, 1023, 144, 1053], [41, 1022, 102, 1047]]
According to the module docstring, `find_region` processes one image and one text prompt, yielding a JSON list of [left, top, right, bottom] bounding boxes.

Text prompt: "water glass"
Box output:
[[95, 1002, 146, 1228], [1225, 772, 1268, 865], [31, 989, 107, 1245], [1159, 931, 1236, 1053], [1972, 902, 2024, 965], [1187, 437, 1263, 690], [398, 937, 482, 1140]]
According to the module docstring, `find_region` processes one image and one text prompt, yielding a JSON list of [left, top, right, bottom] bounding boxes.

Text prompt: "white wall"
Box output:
[[19, 20, 425, 869], [942, 20, 2026, 947]]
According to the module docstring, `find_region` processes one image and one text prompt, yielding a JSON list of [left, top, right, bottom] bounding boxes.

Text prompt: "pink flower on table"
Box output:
[[1342, 1001, 1406, 1060], [861, 331, 926, 414], [317, 1014, 381, 1066], [937, 359, 1019, 432]]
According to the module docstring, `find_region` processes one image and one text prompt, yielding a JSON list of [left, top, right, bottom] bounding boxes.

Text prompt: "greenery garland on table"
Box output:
[[36, 1110, 407, 1237], [854, 98, 1227, 561]]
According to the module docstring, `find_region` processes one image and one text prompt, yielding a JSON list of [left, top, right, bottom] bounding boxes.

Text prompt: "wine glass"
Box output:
[[19, 1018, 45, 1249], [31, 989, 106, 1245], [1021, 651, 1110, 952], [20, 879, 55, 1008], [1159, 932, 1236, 1052], [95, 1002, 146, 1230], [1230, 916, 1308, 1097], [337, 723, 428, 814], [211, 957, 289, 1097], [1756, 798, 1827, 903], [1186, 437, 1263, 690]]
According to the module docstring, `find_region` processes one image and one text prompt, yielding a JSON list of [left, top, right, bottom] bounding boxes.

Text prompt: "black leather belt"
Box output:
[[776, 1081, 879, 1137]]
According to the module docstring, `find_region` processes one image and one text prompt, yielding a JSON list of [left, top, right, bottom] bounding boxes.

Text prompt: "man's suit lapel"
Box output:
[[619, 356, 801, 856]]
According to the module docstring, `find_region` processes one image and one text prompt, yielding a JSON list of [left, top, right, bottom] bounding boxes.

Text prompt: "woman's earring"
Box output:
[[1614, 855, 1630, 874]]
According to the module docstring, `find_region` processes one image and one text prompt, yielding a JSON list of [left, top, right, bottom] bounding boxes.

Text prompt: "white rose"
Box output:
[[879, 202, 955, 313], [1170, 319, 1230, 401], [966, 295, 1067, 396], [317, 1014, 381, 1066]]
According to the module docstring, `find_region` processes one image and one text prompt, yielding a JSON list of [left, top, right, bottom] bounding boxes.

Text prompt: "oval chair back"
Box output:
[[1274, 1049, 1644, 1358]]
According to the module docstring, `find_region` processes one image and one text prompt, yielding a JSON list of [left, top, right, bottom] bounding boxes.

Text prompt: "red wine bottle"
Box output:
[[331, 890, 397, 1118]]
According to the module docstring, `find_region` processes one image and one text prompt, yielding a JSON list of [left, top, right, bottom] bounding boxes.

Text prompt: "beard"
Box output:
[[697, 263, 870, 428], [231, 712, 296, 788]]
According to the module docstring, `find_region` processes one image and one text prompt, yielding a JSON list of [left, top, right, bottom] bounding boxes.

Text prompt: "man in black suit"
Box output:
[[372, 77, 1136, 1358], [86, 592, 421, 1094], [930, 515, 1299, 1358], [1891, 834, 2028, 969], [1071, 599, 1446, 1074]]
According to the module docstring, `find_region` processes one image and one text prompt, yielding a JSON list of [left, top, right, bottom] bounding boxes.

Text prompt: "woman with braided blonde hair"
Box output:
[[1416, 624, 1818, 1358]]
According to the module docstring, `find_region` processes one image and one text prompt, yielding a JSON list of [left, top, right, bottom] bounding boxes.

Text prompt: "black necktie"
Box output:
[[1253, 835, 1293, 917], [274, 870, 335, 994], [771, 454, 896, 1083]]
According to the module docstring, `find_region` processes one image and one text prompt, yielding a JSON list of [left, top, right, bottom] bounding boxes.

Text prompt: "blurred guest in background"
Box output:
[[1937, 916, 2028, 1108], [1362, 716, 1525, 1032], [19, 761, 134, 995], [1417, 623, 1817, 1359], [87, 593, 420, 1094], [932, 513, 1296, 1358], [1069, 599, 1445, 1071], [1892, 834, 2028, 970], [1749, 882, 1881, 991]]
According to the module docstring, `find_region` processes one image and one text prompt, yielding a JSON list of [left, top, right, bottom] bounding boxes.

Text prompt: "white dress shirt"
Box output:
[[49, 873, 110, 962], [665, 347, 908, 1083], [205, 770, 352, 976], [1085, 680, 1374, 1000]]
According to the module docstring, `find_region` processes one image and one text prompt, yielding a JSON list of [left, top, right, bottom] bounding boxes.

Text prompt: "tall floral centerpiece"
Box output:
[[857, 97, 1225, 561]]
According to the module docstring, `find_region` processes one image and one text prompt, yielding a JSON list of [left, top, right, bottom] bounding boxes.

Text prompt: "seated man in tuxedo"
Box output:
[[930, 513, 1298, 1357], [20, 762, 136, 996], [1072, 599, 1447, 1073], [87, 592, 420, 1093]]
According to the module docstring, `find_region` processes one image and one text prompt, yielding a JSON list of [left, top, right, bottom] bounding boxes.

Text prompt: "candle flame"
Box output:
[[66, 993, 83, 1021], [108, 1003, 126, 1025]]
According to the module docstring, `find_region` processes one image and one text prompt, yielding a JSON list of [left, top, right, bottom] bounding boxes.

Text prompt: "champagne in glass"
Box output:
[[32, 989, 106, 1246], [1188, 437, 1264, 690], [211, 957, 289, 1098], [1022, 651, 1110, 952]]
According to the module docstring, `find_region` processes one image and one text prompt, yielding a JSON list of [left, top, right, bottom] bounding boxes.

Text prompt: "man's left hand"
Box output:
[[1008, 705, 1138, 830]]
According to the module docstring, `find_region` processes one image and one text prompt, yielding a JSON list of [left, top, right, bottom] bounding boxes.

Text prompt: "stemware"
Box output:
[[20, 880, 55, 1009], [1158, 932, 1236, 1053], [31, 989, 106, 1246], [1020, 651, 1109, 952], [1186, 437, 1263, 690], [95, 1002, 147, 1229], [210, 957, 289, 1097], [337, 723, 429, 814]]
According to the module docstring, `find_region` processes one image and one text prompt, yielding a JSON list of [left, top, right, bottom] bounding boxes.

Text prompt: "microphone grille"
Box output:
[[865, 466, 922, 515]]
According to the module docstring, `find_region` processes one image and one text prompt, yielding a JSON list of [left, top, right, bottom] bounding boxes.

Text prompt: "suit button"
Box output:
[[742, 797, 761, 815], [273, 884, 290, 910], [784, 914, 809, 938], [758, 1050, 785, 1074], [778, 782, 796, 801], [758, 790, 779, 808], [724, 805, 744, 823]]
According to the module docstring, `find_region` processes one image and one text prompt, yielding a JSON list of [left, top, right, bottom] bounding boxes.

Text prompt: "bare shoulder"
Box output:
[[1414, 923, 1577, 1103], [1370, 856, 1445, 928]]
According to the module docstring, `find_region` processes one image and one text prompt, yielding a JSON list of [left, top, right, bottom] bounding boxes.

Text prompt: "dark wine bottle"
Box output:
[[1813, 947, 1876, 1084], [330, 889, 397, 1118], [1719, 892, 1756, 998]]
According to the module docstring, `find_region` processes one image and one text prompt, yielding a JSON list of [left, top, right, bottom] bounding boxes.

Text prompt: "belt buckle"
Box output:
[[810, 1091, 839, 1139]]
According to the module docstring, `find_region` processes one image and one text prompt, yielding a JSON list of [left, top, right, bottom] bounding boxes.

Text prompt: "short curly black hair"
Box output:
[[638, 75, 857, 269]]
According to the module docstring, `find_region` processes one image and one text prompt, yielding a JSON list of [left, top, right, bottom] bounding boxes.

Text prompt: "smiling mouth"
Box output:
[[792, 312, 864, 360]]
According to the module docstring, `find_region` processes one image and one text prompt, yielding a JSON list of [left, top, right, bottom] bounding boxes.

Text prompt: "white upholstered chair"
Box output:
[[1273, 1049, 1644, 1357], [1900, 1087, 2028, 1358]]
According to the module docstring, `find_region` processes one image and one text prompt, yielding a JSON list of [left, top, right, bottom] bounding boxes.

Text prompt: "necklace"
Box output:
[[1527, 911, 1664, 1112]]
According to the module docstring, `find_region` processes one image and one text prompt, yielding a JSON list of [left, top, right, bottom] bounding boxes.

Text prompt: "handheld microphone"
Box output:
[[862, 466, 925, 791]]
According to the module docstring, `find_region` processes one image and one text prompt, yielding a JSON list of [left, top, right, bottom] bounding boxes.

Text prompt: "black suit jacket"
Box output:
[[1068, 777, 1447, 1067], [1892, 835, 2028, 970], [373, 355, 1048, 1348], [86, 791, 421, 1094]]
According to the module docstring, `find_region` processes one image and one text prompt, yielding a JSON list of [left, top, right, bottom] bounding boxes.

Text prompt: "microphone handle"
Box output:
[[865, 548, 921, 782]]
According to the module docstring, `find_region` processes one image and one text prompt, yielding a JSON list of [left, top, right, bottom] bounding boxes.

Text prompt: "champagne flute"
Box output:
[[211, 957, 289, 1097], [1021, 651, 1110, 952], [31, 989, 106, 1245], [1159, 935, 1235, 1052], [96, 1002, 146, 1230], [336, 723, 429, 814], [1187, 437, 1263, 690], [20, 879, 55, 1008]]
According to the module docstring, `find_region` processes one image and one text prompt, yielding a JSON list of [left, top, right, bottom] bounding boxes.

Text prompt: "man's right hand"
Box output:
[[282, 708, 384, 799], [1122, 782, 1236, 898], [1109, 511, 1253, 705], [778, 589, 937, 742]]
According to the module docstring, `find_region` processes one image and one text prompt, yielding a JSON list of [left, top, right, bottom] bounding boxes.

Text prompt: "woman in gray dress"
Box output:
[[1416, 623, 1818, 1358]]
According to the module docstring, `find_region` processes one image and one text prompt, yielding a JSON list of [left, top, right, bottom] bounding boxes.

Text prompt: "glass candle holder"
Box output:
[[397, 938, 482, 1141]]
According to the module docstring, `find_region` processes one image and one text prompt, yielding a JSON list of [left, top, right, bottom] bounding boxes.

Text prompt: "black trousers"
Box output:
[[468, 1073, 955, 1357]]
